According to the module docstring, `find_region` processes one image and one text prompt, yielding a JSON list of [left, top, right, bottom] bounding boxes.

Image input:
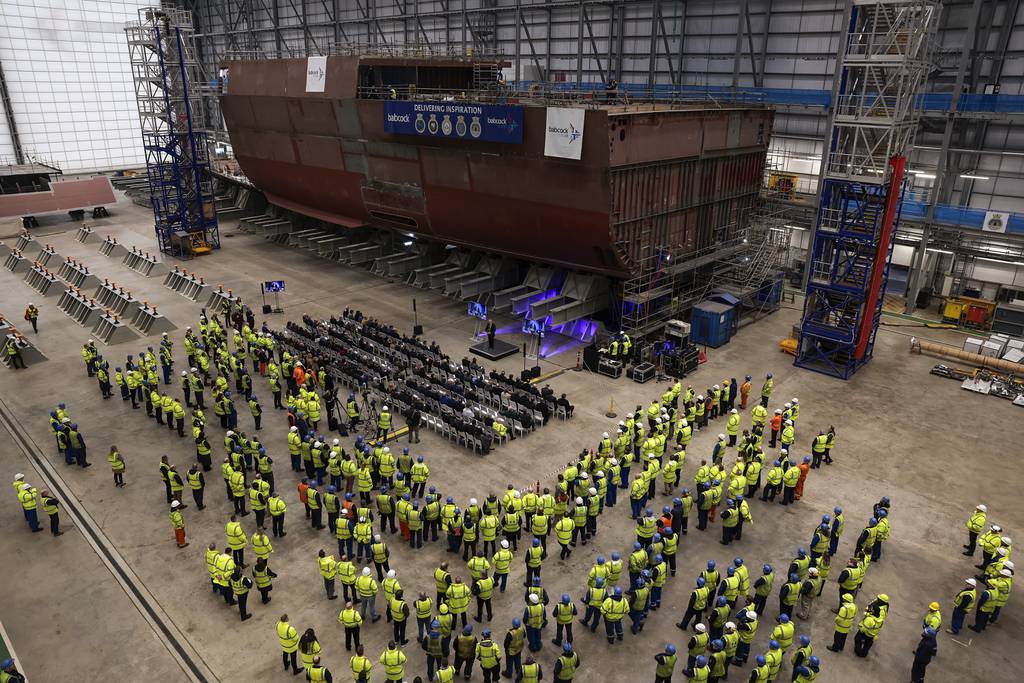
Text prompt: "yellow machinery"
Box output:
[[768, 173, 798, 198], [942, 295, 996, 329]]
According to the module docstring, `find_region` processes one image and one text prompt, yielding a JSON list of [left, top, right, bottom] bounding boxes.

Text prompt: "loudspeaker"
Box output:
[[530, 365, 541, 379], [413, 324, 423, 335], [262, 304, 272, 314]]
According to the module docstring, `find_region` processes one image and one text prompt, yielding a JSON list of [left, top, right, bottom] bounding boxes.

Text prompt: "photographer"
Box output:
[[406, 403, 422, 444]]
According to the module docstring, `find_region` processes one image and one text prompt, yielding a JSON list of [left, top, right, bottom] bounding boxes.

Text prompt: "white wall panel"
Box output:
[[0, 0, 148, 173]]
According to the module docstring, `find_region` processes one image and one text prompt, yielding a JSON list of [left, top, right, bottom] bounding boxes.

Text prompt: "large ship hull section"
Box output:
[[220, 57, 772, 277]]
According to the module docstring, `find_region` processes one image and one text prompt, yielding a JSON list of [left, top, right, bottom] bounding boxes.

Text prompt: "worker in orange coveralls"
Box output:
[[740, 376, 752, 410], [795, 457, 812, 501]]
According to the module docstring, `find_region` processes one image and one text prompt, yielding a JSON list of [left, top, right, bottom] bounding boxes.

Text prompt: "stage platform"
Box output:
[[470, 338, 519, 361]]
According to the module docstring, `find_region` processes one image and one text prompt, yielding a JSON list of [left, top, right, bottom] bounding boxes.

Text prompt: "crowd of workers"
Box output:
[[8, 298, 1015, 683]]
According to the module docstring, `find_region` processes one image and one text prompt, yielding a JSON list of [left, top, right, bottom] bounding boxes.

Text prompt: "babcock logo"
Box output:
[[307, 67, 324, 79], [387, 113, 411, 123], [548, 122, 581, 143]]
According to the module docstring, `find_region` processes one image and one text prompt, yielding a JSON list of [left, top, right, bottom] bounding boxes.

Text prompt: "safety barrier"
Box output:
[[56, 287, 103, 328], [92, 310, 139, 345], [122, 246, 169, 277], [56, 257, 101, 290], [207, 285, 240, 312], [130, 301, 176, 335], [34, 244, 60, 267], [99, 235, 128, 258], [23, 264, 61, 297], [3, 249, 30, 274], [1, 331, 47, 366], [76, 225, 101, 244], [14, 231, 34, 251], [93, 279, 138, 317], [162, 266, 209, 302]]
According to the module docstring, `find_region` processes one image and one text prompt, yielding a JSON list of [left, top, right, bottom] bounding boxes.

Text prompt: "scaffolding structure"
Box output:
[[125, 7, 220, 258], [619, 207, 791, 339], [795, 0, 937, 379]]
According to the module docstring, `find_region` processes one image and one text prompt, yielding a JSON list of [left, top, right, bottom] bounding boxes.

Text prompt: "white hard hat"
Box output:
[[997, 547, 1007, 557], [596, 471, 604, 478], [1004, 560, 1015, 570], [718, 434, 725, 440], [784, 402, 791, 408], [713, 385, 719, 390], [808, 567, 819, 576], [470, 498, 478, 505], [1001, 536, 1012, 544], [774, 409, 782, 414], [602, 432, 609, 439], [977, 504, 987, 512], [681, 420, 688, 427], [992, 525, 1002, 532], [746, 611, 757, 620], [655, 418, 662, 424], [725, 622, 736, 630], [501, 540, 509, 548], [333, 438, 340, 445], [226, 430, 234, 436], [382, 405, 389, 411], [529, 594, 539, 604], [374, 534, 381, 542], [731, 408, 738, 414], [785, 420, 793, 425], [290, 426, 298, 432], [20, 483, 31, 491], [588, 487, 597, 495], [383, 447, 390, 453], [695, 623, 707, 633], [171, 500, 180, 508], [618, 421, 625, 427], [387, 569, 396, 579], [14, 473, 24, 480], [575, 497, 584, 505], [181, 371, 187, 376], [792, 398, 799, 403], [162, 332, 168, 337], [965, 578, 977, 586], [359, 516, 366, 522], [610, 459, 618, 465], [1000, 569, 1013, 577], [340, 508, 348, 516], [88, 339, 94, 344], [362, 567, 371, 576]]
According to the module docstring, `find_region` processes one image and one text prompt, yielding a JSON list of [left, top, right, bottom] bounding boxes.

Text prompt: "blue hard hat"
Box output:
[[809, 655, 820, 666], [711, 639, 724, 650], [822, 514, 831, 524], [774, 460, 781, 466], [412, 501, 419, 509], [735, 494, 743, 501], [734, 557, 743, 566], [800, 635, 810, 646], [878, 508, 888, 518], [655, 554, 663, 563], [695, 655, 707, 667], [50, 411, 57, 417], [756, 655, 766, 665], [463, 624, 473, 635], [707, 560, 716, 570], [727, 566, 735, 576], [779, 614, 790, 623], [380, 487, 387, 493], [636, 578, 646, 588], [717, 596, 727, 606], [70, 423, 78, 429], [763, 564, 773, 573], [447, 496, 454, 504], [673, 497, 682, 505], [665, 644, 676, 655], [881, 496, 890, 505], [561, 593, 570, 603], [429, 486, 436, 493], [328, 486, 336, 492], [417, 456, 424, 462], [653, 533, 662, 542], [1, 658, 13, 669], [258, 448, 266, 454], [645, 507, 653, 516], [533, 576, 541, 586], [611, 552, 620, 560], [512, 617, 521, 627], [681, 488, 689, 495], [633, 542, 642, 551], [870, 517, 878, 525], [834, 506, 842, 515], [595, 577, 605, 587], [697, 577, 705, 587], [562, 642, 573, 654], [789, 573, 799, 582], [613, 586, 623, 597], [431, 619, 440, 628], [482, 628, 491, 637], [769, 639, 780, 649], [798, 547, 807, 557], [745, 375, 752, 381]]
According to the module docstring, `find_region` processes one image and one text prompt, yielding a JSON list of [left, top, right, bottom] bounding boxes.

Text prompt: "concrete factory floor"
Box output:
[[1, 194, 1022, 683]]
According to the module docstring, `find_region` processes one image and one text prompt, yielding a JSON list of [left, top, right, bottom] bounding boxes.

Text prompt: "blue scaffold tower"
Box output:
[[125, 7, 219, 258], [795, 0, 937, 379]]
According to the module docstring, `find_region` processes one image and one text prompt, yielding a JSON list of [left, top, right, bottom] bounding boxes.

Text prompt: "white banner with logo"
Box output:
[[544, 107, 585, 160], [982, 210, 1009, 233], [305, 56, 328, 93]]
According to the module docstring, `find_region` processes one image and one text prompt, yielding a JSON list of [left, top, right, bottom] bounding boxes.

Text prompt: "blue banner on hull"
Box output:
[[383, 101, 523, 144]]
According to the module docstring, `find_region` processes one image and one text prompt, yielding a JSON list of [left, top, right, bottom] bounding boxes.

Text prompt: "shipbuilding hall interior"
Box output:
[[2, 1, 1024, 681]]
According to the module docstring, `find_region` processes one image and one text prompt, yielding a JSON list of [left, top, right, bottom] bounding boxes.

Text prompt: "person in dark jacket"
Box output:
[[910, 628, 937, 682]]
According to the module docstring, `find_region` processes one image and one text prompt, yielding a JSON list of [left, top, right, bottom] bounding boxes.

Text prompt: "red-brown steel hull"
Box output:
[[220, 57, 772, 277]]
